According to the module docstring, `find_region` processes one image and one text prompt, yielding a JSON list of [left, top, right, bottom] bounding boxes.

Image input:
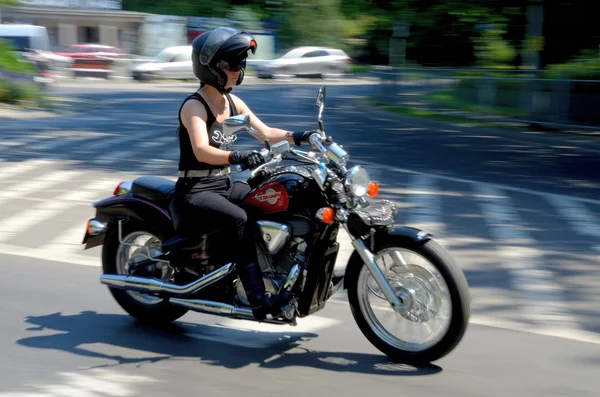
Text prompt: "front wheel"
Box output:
[[346, 238, 470, 365]]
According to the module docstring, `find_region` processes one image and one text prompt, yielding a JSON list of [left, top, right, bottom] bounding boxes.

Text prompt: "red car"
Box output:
[[55, 44, 125, 78]]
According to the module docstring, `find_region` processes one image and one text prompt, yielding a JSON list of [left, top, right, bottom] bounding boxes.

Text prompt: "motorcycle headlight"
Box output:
[[344, 166, 370, 197]]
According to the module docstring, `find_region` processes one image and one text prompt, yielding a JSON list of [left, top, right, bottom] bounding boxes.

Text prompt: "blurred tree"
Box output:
[[275, 0, 347, 52], [123, 0, 228, 17], [228, 6, 263, 30], [121, 0, 598, 67]]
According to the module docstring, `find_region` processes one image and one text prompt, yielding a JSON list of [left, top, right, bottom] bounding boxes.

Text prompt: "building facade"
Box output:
[[1, 1, 148, 53], [1, 0, 276, 58]]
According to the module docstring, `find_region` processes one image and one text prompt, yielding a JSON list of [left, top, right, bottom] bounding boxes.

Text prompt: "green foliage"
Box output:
[[120, 0, 598, 68], [122, 0, 228, 16], [276, 0, 347, 50], [228, 6, 263, 30], [474, 25, 516, 67], [0, 80, 39, 104], [0, 40, 41, 104], [0, 40, 37, 75]]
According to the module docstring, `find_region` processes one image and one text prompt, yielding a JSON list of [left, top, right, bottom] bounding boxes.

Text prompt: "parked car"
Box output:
[[0, 24, 71, 80], [252, 46, 352, 79], [130, 46, 195, 81], [55, 44, 126, 79]]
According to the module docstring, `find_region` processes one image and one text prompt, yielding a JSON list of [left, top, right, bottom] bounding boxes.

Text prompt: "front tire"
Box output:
[[102, 222, 189, 325], [346, 238, 470, 365]]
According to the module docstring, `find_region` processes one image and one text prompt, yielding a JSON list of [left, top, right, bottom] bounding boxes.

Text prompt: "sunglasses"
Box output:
[[217, 59, 246, 72]]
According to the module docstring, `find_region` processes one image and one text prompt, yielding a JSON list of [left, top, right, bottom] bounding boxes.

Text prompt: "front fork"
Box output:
[[345, 225, 409, 316]]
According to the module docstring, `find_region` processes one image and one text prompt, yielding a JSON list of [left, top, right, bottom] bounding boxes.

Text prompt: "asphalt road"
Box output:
[[1, 78, 599, 396]]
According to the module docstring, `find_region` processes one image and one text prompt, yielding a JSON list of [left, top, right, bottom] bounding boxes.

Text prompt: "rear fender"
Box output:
[[342, 225, 432, 289], [82, 194, 174, 250]]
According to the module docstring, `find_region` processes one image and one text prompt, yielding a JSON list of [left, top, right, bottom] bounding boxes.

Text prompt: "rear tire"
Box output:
[[102, 222, 189, 325], [346, 238, 470, 365]]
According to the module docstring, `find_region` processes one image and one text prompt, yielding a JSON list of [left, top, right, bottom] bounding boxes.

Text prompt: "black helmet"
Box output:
[[191, 27, 257, 93]]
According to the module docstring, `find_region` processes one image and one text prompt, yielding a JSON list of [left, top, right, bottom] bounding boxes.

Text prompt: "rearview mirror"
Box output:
[[223, 114, 251, 137], [316, 86, 326, 136], [316, 86, 326, 107]]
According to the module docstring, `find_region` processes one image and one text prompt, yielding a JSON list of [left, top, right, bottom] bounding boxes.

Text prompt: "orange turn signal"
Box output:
[[316, 207, 335, 224], [367, 181, 379, 197]]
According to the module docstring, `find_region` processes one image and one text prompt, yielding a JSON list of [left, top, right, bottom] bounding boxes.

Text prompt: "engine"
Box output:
[[235, 219, 311, 306]]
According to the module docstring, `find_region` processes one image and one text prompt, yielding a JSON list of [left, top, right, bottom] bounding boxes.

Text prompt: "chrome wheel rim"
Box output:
[[356, 247, 452, 352], [115, 231, 168, 305]]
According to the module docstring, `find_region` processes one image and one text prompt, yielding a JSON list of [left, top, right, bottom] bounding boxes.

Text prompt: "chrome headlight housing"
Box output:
[[344, 166, 370, 197]]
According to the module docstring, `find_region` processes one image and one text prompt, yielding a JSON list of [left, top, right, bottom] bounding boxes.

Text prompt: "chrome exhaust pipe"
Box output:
[[168, 298, 291, 325], [100, 263, 234, 297]]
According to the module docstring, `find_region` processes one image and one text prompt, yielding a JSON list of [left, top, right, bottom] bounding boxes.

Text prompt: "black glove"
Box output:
[[291, 130, 315, 146], [229, 150, 266, 170]]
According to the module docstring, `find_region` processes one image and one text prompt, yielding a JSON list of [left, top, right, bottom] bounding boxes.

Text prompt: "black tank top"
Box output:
[[177, 92, 238, 172]]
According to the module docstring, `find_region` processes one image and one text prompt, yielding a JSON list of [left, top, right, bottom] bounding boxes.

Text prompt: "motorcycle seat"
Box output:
[[131, 176, 217, 236], [131, 176, 175, 209]]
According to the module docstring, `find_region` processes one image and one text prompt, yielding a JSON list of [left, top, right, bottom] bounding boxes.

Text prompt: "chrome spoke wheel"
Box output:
[[357, 247, 452, 352], [115, 231, 170, 305]]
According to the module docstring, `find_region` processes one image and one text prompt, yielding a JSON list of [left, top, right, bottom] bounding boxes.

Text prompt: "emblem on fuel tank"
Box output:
[[247, 182, 289, 214], [254, 188, 282, 205]]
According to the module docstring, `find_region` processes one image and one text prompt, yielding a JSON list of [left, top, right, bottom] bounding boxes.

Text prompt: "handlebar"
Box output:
[[233, 130, 344, 178], [233, 148, 270, 173]]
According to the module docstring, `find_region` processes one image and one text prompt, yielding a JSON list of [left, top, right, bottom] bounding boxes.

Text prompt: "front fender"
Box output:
[[342, 225, 432, 289], [92, 194, 174, 236]]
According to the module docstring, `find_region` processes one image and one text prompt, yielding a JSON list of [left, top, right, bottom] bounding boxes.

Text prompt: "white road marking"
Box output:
[[0, 169, 83, 206], [404, 174, 446, 242], [0, 369, 157, 397], [1, 158, 599, 347], [473, 183, 579, 332], [326, 296, 600, 345], [28, 135, 91, 152], [0, 159, 55, 183], [0, 242, 100, 267], [360, 159, 600, 206], [546, 193, 600, 239]]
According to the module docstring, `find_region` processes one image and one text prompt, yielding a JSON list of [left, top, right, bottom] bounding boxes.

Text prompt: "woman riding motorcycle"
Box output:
[[174, 27, 312, 320]]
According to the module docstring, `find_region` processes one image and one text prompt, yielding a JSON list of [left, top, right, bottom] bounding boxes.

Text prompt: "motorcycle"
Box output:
[[82, 86, 471, 364]]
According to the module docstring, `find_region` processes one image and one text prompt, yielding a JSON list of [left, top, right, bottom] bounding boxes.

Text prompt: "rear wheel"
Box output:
[[102, 222, 188, 325], [346, 238, 470, 365]]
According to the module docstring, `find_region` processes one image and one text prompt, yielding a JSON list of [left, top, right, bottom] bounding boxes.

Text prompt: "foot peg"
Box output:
[[263, 298, 298, 326]]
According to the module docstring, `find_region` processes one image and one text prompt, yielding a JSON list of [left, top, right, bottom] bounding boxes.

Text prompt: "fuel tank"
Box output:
[[243, 169, 324, 216]]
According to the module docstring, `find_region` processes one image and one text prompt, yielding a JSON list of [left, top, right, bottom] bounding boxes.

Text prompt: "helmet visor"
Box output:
[[199, 27, 239, 66]]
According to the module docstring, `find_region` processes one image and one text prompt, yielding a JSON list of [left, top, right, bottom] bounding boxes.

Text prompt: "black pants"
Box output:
[[174, 175, 255, 265]]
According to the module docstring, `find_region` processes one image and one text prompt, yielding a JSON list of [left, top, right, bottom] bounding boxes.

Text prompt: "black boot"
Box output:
[[237, 261, 294, 320]]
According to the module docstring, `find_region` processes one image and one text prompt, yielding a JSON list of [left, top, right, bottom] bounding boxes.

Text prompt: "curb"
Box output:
[[0, 97, 106, 120]]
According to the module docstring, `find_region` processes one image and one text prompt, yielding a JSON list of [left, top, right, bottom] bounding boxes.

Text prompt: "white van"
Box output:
[[0, 24, 49, 52]]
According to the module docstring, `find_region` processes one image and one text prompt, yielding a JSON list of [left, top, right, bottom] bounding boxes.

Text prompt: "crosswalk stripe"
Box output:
[[546, 193, 600, 240], [0, 173, 93, 242], [0, 134, 52, 149], [0, 242, 100, 266], [0, 169, 83, 206], [0, 159, 55, 183], [0, 369, 157, 397], [360, 159, 600, 206], [473, 183, 579, 331], [88, 131, 171, 165], [403, 174, 446, 241], [31, 180, 119, 254], [80, 133, 148, 152], [27, 134, 91, 152]]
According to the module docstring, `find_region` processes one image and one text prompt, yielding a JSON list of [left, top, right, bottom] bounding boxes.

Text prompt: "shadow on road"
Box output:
[[16, 311, 443, 376]]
